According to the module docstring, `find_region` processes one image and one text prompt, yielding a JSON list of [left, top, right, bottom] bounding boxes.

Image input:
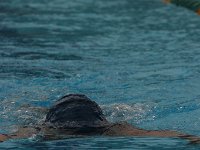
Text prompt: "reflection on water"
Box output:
[[1, 0, 200, 149]]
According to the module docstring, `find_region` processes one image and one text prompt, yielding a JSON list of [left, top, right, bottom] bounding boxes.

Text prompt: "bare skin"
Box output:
[[1, 122, 200, 144], [102, 122, 200, 144], [0, 134, 9, 142]]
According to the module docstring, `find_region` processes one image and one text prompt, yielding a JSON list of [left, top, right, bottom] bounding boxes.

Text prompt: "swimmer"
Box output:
[[0, 94, 200, 144]]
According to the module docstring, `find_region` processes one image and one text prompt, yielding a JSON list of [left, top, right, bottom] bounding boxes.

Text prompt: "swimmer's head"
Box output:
[[45, 94, 109, 129]]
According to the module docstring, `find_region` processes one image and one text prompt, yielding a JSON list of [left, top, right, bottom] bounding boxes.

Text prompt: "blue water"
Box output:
[[1, 0, 200, 149]]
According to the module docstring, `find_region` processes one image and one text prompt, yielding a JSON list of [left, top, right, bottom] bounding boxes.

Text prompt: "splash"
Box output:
[[0, 98, 156, 133], [0, 99, 47, 133], [101, 102, 155, 124]]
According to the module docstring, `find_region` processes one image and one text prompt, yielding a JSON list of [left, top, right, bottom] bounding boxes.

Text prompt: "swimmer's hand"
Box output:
[[0, 134, 9, 142]]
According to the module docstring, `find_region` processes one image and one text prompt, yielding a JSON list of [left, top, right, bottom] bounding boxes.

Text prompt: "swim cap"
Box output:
[[45, 94, 109, 129]]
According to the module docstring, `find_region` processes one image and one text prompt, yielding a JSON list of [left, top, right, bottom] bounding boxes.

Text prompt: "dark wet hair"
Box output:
[[45, 94, 109, 129]]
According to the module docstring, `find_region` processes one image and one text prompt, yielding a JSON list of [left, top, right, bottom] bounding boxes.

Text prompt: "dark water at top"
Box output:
[[1, 0, 200, 149]]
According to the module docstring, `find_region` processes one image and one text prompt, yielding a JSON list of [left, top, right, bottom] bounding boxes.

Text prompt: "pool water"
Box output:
[[1, 0, 200, 149]]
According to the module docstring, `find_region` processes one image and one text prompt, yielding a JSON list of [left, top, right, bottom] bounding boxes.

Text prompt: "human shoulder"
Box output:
[[102, 121, 146, 136]]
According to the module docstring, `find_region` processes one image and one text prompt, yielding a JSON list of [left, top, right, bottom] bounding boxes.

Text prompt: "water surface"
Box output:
[[1, 0, 200, 149]]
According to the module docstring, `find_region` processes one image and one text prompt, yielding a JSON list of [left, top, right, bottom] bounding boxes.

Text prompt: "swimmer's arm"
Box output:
[[104, 122, 200, 144], [0, 134, 10, 142], [143, 130, 200, 144], [0, 127, 40, 142]]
